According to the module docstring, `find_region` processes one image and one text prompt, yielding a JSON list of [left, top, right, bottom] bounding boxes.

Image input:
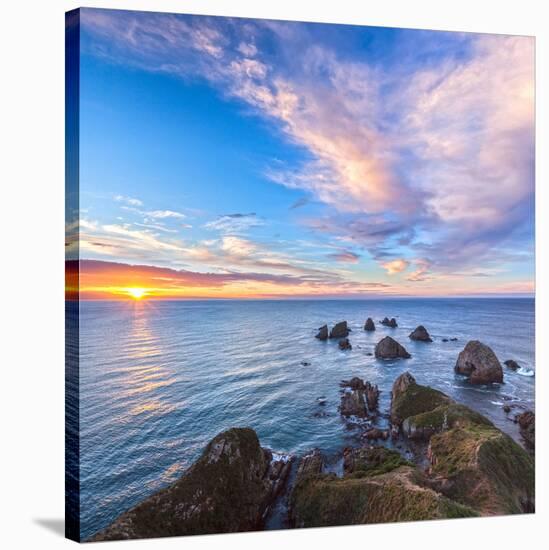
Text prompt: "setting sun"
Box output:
[[126, 287, 147, 300]]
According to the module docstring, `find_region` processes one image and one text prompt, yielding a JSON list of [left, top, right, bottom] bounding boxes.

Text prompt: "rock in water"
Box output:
[[315, 324, 328, 340], [504, 359, 520, 371], [380, 317, 398, 328], [516, 410, 535, 450], [409, 325, 432, 342], [364, 382, 380, 411], [455, 340, 503, 384], [91, 428, 292, 541], [364, 318, 375, 331], [375, 336, 411, 359], [329, 321, 349, 339], [338, 338, 352, 350], [340, 388, 367, 417]]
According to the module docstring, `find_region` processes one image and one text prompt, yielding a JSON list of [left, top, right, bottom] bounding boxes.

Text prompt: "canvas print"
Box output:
[[65, 7, 535, 542]]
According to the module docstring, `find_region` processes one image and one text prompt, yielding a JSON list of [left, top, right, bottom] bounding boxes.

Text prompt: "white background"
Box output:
[[1, 0, 547, 548]]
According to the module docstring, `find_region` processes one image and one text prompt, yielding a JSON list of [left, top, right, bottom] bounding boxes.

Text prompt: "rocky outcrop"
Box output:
[[389, 374, 534, 515], [330, 321, 350, 339], [340, 387, 367, 417], [362, 428, 389, 441], [340, 378, 379, 413], [315, 325, 328, 341], [338, 338, 352, 350], [91, 428, 292, 541], [455, 340, 503, 384], [375, 336, 411, 359], [289, 447, 477, 528], [409, 325, 432, 342], [364, 318, 375, 331], [381, 317, 398, 328], [390, 372, 450, 426], [504, 359, 520, 371], [516, 410, 535, 451]]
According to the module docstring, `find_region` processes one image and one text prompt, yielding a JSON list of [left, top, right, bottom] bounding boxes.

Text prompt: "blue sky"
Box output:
[[74, 8, 535, 299]]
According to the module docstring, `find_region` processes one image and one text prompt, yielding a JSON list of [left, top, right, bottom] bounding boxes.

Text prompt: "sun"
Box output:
[[126, 287, 147, 300]]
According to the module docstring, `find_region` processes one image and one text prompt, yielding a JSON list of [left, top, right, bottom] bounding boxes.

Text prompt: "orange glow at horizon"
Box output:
[[125, 287, 147, 300]]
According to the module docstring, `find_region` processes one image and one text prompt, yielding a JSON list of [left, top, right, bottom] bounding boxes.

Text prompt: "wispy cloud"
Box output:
[[204, 212, 263, 234], [81, 11, 534, 292]]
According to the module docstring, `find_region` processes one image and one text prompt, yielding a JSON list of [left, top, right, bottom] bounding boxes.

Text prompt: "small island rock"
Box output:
[[329, 321, 350, 339], [339, 338, 352, 351], [315, 325, 328, 340], [455, 340, 503, 384], [364, 318, 375, 331], [375, 336, 411, 359], [504, 359, 520, 371], [409, 325, 432, 342]]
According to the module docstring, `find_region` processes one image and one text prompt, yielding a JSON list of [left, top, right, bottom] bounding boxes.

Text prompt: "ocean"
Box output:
[[78, 298, 535, 539]]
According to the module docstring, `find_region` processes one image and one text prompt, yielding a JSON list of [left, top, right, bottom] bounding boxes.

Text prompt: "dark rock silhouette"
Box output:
[[504, 359, 520, 371], [91, 428, 292, 541], [364, 318, 375, 331], [455, 340, 503, 384], [375, 336, 411, 359], [330, 321, 350, 339], [409, 325, 432, 342], [380, 317, 398, 328], [315, 325, 328, 340], [338, 338, 352, 350]]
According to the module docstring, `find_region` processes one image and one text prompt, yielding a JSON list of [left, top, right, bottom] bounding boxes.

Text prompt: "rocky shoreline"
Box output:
[[91, 316, 535, 541]]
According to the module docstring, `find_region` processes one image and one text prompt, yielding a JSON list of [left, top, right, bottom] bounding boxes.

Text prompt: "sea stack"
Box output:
[[381, 317, 398, 328], [329, 321, 350, 339], [409, 325, 432, 342], [455, 340, 503, 384], [315, 325, 328, 340], [375, 336, 411, 359], [364, 318, 375, 331]]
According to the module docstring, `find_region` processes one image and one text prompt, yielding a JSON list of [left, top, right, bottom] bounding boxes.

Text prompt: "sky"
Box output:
[[71, 8, 535, 300]]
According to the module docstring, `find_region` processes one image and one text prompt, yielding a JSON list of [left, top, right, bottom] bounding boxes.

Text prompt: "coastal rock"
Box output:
[[380, 317, 398, 328], [340, 378, 379, 412], [455, 340, 503, 384], [91, 428, 292, 541], [428, 418, 534, 514], [315, 325, 328, 341], [375, 336, 411, 359], [516, 410, 535, 450], [340, 388, 367, 418], [389, 374, 534, 515], [409, 325, 432, 342], [390, 372, 450, 426], [362, 428, 389, 441], [365, 382, 380, 411], [340, 377, 365, 390], [504, 359, 520, 371], [364, 318, 376, 331], [289, 447, 477, 528], [339, 338, 352, 351], [330, 321, 350, 339]]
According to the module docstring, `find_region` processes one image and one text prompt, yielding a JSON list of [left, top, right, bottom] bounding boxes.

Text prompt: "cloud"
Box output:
[[290, 197, 309, 209], [77, 259, 393, 299], [146, 210, 186, 219], [114, 194, 143, 207], [204, 213, 263, 233], [82, 12, 534, 285], [381, 259, 410, 275], [327, 250, 360, 263]]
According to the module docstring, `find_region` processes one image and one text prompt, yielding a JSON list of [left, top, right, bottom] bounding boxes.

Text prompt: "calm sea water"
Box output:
[[79, 298, 535, 539]]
